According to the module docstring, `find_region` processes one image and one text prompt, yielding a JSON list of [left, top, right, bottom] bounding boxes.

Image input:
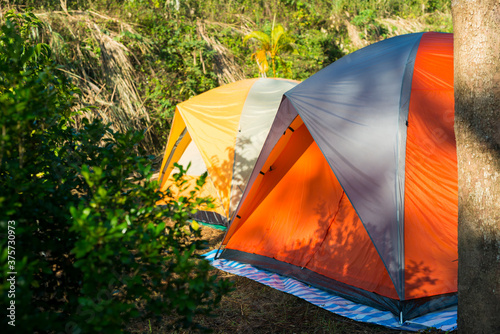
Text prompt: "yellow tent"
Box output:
[[157, 78, 298, 225]]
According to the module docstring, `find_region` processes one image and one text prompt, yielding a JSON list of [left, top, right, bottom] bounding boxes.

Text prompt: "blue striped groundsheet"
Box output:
[[203, 249, 457, 332]]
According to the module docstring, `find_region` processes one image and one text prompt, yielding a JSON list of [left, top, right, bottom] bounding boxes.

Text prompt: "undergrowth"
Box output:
[[0, 11, 231, 333]]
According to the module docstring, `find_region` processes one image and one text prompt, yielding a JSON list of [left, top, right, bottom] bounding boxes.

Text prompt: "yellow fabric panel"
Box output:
[[158, 109, 188, 188], [178, 79, 259, 217], [156, 174, 225, 217], [158, 132, 192, 191]]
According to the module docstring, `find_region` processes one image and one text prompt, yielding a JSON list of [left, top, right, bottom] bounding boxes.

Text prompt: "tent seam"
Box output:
[[395, 32, 424, 308]]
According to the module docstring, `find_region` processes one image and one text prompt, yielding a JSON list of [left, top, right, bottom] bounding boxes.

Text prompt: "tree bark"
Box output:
[[452, 1, 500, 333]]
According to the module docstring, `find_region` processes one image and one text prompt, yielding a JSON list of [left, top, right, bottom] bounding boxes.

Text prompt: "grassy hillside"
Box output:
[[2, 0, 451, 155]]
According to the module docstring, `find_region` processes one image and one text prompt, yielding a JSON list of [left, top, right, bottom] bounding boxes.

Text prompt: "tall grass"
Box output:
[[33, 10, 158, 152]]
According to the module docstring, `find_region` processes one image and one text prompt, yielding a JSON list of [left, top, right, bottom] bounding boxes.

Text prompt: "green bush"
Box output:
[[0, 11, 231, 333]]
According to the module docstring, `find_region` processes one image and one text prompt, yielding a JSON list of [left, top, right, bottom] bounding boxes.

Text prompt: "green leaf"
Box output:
[[190, 220, 200, 231]]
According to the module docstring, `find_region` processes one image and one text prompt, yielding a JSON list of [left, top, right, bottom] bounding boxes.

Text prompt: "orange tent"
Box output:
[[219, 32, 457, 321]]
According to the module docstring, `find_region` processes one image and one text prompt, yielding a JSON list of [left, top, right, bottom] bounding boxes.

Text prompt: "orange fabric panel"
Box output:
[[404, 32, 457, 299], [158, 133, 192, 191], [307, 193, 398, 299], [158, 109, 188, 189], [225, 137, 331, 265], [259, 116, 305, 175], [223, 118, 307, 245], [226, 131, 396, 298]]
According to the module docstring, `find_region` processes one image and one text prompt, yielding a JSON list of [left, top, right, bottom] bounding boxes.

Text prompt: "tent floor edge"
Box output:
[[191, 210, 228, 227], [221, 249, 457, 322], [401, 292, 457, 322]]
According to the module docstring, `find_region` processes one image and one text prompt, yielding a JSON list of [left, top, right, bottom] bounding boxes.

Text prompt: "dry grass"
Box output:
[[33, 11, 249, 152], [339, 14, 448, 54], [196, 20, 246, 85], [377, 16, 427, 36], [344, 19, 369, 49], [35, 10, 157, 152], [129, 225, 456, 334]]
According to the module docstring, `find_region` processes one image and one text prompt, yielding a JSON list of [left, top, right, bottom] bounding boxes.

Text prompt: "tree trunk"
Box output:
[[452, 1, 500, 333]]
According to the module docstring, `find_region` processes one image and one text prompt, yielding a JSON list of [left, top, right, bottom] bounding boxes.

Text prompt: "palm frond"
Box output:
[[243, 31, 270, 49], [271, 24, 285, 47]]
